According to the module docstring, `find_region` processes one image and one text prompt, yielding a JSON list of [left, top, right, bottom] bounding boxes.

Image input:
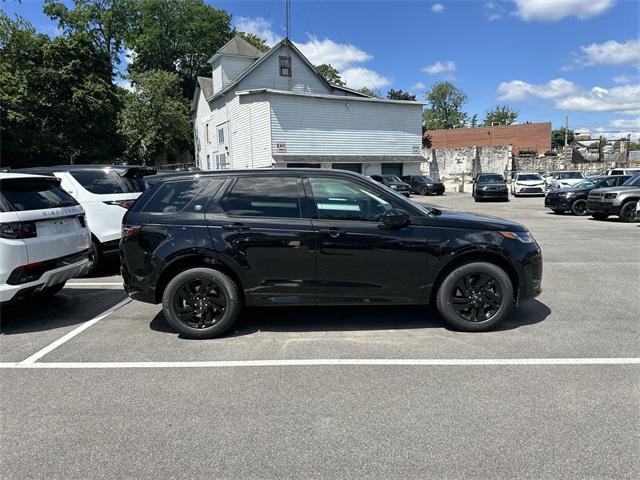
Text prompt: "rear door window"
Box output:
[[221, 176, 302, 218], [69, 170, 134, 194], [142, 179, 214, 213], [0, 178, 78, 211]]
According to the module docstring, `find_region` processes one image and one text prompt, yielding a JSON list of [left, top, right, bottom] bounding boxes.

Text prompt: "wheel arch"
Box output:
[[429, 250, 521, 305]]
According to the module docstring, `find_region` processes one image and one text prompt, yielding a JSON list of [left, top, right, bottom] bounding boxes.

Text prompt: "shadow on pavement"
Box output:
[[0, 288, 127, 334], [150, 299, 551, 339]]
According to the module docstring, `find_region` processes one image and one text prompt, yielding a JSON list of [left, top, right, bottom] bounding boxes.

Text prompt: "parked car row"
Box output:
[[368, 174, 445, 197]]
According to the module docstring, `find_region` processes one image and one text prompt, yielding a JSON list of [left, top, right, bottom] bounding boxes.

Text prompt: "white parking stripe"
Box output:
[[17, 298, 131, 365], [1, 357, 638, 369], [66, 282, 123, 287]]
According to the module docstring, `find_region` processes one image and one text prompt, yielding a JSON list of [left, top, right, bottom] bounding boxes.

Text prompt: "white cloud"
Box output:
[[431, 3, 445, 13], [613, 74, 632, 84], [556, 84, 640, 114], [497, 78, 578, 101], [610, 118, 640, 129], [567, 38, 640, 69], [514, 0, 615, 22], [234, 16, 281, 46], [341, 67, 391, 90], [422, 60, 456, 75], [484, 2, 506, 21], [411, 81, 426, 90], [296, 36, 372, 71]]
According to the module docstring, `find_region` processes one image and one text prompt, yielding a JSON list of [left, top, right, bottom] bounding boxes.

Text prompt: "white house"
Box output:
[[192, 35, 425, 177]]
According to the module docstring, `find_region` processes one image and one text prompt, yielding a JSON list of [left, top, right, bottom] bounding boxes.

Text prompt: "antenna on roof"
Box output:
[[285, 0, 291, 39]]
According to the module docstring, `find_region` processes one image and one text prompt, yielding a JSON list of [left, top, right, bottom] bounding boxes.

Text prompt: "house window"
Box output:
[[279, 56, 291, 77], [215, 153, 228, 169], [217, 126, 225, 146], [205, 124, 211, 144]]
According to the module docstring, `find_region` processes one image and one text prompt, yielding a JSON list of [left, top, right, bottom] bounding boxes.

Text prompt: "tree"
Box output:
[[551, 128, 574, 150], [118, 70, 191, 165], [357, 86, 378, 97], [315, 63, 344, 87], [237, 32, 269, 52], [44, 0, 132, 67], [386, 89, 416, 101], [483, 105, 518, 126], [126, 0, 233, 98], [423, 81, 469, 130], [1, 13, 123, 166]]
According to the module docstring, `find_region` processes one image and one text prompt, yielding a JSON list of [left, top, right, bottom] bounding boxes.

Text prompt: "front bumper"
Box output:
[[514, 186, 545, 195], [0, 253, 89, 303], [475, 189, 508, 199], [519, 250, 543, 303], [544, 194, 570, 210], [587, 201, 619, 215]]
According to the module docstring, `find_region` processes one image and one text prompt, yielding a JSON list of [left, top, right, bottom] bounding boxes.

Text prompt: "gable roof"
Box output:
[[207, 35, 262, 64]]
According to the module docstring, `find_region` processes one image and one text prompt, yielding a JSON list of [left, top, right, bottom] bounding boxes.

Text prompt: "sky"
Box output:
[[4, 0, 640, 139]]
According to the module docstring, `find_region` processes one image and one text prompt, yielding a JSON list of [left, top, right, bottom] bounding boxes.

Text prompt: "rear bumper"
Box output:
[[0, 252, 89, 303]]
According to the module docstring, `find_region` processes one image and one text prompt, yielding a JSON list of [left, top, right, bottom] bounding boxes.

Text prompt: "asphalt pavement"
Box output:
[[1, 191, 638, 479]]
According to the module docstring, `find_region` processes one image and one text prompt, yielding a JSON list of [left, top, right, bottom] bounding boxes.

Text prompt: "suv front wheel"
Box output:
[[436, 262, 514, 332], [162, 268, 240, 339]]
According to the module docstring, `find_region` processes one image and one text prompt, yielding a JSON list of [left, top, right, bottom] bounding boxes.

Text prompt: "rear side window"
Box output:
[[70, 170, 134, 194], [142, 179, 213, 213], [222, 176, 301, 218], [0, 178, 78, 211]]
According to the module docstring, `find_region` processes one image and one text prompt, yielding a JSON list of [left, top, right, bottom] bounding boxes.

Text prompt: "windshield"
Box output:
[[572, 179, 597, 189], [383, 175, 402, 183], [477, 174, 503, 183], [517, 174, 542, 181], [622, 175, 640, 187], [559, 172, 584, 179]]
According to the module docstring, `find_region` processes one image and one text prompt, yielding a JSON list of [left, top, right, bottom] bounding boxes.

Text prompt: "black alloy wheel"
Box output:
[[619, 201, 637, 223], [419, 186, 428, 196], [436, 262, 513, 332], [449, 272, 502, 323], [162, 268, 240, 339], [570, 199, 588, 216]]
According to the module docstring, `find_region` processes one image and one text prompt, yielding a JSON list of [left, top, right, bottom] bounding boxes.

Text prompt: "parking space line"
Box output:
[[66, 282, 123, 287], [17, 298, 131, 366], [1, 357, 638, 369]]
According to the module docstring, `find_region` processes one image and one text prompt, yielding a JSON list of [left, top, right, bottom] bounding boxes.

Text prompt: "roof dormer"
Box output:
[[210, 35, 262, 95]]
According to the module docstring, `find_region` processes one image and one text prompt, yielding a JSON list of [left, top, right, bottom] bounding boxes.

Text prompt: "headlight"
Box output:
[[604, 193, 617, 199], [564, 191, 576, 197], [390, 185, 398, 189], [499, 231, 535, 243]]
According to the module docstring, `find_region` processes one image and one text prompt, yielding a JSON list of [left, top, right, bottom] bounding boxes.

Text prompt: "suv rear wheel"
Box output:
[[436, 262, 514, 332], [162, 268, 240, 339], [619, 201, 637, 222]]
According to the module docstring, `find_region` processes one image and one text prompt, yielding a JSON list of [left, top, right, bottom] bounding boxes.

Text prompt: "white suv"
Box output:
[[547, 171, 585, 189], [0, 173, 90, 303], [15, 166, 155, 272], [511, 172, 546, 196]]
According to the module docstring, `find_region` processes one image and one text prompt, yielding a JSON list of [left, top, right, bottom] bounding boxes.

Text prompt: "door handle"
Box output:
[[321, 227, 344, 238], [222, 223, 249, 231]]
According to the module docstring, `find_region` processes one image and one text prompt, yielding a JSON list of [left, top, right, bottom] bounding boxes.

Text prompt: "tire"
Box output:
[[84, 237, 101, 276], [436, 262, 514, 332], [162, 267, 240, 339], [619, 201, 637, 223], [39, 282, 66, 297], [419, 186, 428, 196], [474, 196, 480, 202], [591, 212, 609, 220], [570, 199, 588, 216], [551, 209, 564, 214]]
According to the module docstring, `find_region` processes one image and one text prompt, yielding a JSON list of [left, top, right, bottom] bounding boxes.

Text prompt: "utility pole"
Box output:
[[564, 116, 569, 163]]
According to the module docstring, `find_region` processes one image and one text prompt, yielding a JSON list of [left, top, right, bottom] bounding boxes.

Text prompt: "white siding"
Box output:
[[194, 89, 212, 168], [220, 56, 255, 89], [212, 62, 223, 95], [269, 94, 422, 156], [226, 94, 272, 169], [238, 45, 331, 94]]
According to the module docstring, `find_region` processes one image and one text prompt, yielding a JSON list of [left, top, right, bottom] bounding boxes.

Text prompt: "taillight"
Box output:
[[104, 200, 136, 209], [122, 225, 141, 238], [0, 221, 37, 239]]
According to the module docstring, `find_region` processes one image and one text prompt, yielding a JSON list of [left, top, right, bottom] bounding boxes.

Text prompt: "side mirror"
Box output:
[[381, 209, 410, 228]]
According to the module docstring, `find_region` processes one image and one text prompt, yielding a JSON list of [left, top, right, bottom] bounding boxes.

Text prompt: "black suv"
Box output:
[[472, 174, 509, 202], [545, 175, 630, 216], [121, 169, 543, 338], [369, 175, 411, 197], [401, 175, 445, 196]]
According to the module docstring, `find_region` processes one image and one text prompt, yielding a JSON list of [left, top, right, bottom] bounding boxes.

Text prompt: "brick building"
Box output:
[[426, 122, 551, 156]]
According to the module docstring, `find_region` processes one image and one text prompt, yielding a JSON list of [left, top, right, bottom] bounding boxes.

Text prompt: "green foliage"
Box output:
[[237, 32, 269, 52], [44, 0, 132, 65], [126, 0, 232, 98], [118, 70, 191, 165], [386, 89, 416, 101], [628, 141, 640, 151], [315, 63, 345, 87], [483, 105, 518, 126], [551, 128, 574, 149], [423, 81, 469, 130], [357, 87, 379, 97], [1, 13, 123, 167]]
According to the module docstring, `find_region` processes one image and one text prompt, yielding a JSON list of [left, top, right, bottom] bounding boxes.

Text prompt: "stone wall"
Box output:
[[422, 145, 512, 180]]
